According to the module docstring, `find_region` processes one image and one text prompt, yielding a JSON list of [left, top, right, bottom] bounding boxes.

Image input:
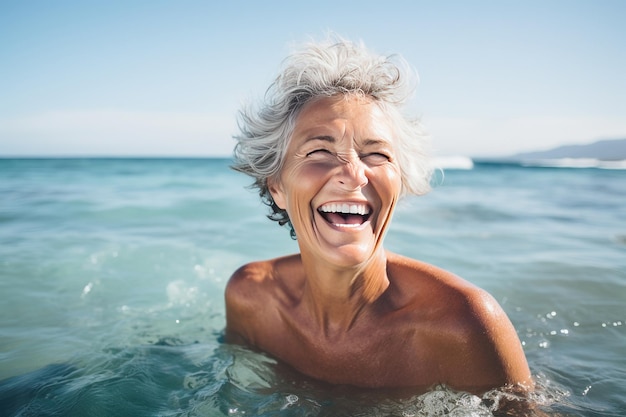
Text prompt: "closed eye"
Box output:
[[361, 152, 391, 165], [306, 149, 333, 157]]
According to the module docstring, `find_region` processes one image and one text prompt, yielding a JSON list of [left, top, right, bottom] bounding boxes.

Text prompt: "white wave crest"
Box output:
[[433, 156, 474, 170], [520, 158, 626, 169]]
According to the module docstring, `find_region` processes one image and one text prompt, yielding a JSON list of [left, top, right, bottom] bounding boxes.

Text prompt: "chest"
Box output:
[[256, 319, 442, 388]]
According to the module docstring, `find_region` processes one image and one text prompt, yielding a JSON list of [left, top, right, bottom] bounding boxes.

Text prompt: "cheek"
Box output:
[[375, 165, 402, 197], [282, 162, 332, 211]]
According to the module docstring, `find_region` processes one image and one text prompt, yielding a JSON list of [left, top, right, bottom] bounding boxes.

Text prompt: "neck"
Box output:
[[299, 248, 390, 336]]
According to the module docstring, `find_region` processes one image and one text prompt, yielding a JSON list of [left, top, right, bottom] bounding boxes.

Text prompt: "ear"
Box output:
[[268, 177, 287, 210]]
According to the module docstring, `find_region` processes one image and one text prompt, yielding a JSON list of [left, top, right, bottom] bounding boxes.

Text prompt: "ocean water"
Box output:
[[0, 157, 624, 416]]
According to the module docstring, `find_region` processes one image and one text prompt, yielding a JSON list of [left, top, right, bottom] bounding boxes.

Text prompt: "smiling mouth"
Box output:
[[317, 202, 372, 228]]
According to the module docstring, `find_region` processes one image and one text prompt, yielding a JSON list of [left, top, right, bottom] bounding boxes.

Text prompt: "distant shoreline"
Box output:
[[2, 156, 625, 170]]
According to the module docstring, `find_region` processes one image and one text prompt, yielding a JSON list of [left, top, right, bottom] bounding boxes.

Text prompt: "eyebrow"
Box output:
[[304, 135, 336, 144], [304, 136, 390, 147], [361, 138, 391, 147]]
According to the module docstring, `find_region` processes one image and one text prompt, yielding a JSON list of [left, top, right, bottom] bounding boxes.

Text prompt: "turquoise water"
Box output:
[[0, 158, 624, 416]]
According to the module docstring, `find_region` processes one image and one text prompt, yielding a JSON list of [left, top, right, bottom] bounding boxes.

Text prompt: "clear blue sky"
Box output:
[[1, 0, 625, 157]]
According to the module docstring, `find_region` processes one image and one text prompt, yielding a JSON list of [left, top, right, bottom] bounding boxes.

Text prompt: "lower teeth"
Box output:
[[333, 222, 361, 228]]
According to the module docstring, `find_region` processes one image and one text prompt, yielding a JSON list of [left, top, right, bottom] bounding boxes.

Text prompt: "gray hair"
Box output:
[[232, 37, 432, 236]]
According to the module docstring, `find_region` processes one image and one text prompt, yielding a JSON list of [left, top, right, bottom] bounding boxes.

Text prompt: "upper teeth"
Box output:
[[319, 203, 370, 215]]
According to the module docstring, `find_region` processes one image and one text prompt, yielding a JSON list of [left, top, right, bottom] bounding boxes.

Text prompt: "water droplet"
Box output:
[[281, 394, 299, 410], [81, 282, 94, 298]]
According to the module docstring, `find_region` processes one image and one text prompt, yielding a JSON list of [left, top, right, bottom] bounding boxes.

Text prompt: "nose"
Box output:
[[337, 156, 368, 190]]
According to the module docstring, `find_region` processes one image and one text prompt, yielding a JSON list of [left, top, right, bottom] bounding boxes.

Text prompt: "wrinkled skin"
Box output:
[[225, 95, 532, 395]]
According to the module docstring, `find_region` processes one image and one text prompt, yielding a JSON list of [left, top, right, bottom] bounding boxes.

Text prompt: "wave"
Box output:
[[473, 157, 626, 170], [433, 156, 474, 170], [518, 158, 626, 169]]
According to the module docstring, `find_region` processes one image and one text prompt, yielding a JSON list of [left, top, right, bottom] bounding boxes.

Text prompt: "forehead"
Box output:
[[292, 95, 393, 139]]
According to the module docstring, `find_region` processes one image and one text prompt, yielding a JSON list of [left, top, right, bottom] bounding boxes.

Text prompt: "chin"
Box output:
[[315, 239, 380, 269]]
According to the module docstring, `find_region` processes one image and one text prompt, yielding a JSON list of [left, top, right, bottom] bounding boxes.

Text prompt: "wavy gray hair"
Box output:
[[232, 37, 432, 237]]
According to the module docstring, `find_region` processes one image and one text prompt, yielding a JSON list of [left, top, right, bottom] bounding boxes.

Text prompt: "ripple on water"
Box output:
[[0, 337, 607, 416]]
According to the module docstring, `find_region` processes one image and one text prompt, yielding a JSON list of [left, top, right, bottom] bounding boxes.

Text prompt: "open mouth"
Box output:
[[317, 202, 372, 228]]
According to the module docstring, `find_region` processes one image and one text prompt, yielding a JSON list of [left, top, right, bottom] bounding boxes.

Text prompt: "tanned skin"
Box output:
[[225, 252, 532, 395], [225, 95, 532, 396]]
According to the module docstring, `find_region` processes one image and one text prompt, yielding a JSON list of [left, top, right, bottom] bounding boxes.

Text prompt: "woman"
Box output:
[[226, 37, 532, 395]]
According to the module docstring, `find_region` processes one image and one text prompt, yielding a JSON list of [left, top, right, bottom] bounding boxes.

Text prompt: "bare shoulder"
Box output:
[[224, 260, 269, 344], [226, 254, 302, 302], [390, 254, 515, 330], [224, 254, 302, 344], [386, 252, 532, 391], [226, 259, 274, 297], [385, 252, 484, 304]]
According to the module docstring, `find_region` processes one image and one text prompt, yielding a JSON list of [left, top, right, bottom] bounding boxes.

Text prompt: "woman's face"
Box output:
[[269, 95, 402, 268]]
